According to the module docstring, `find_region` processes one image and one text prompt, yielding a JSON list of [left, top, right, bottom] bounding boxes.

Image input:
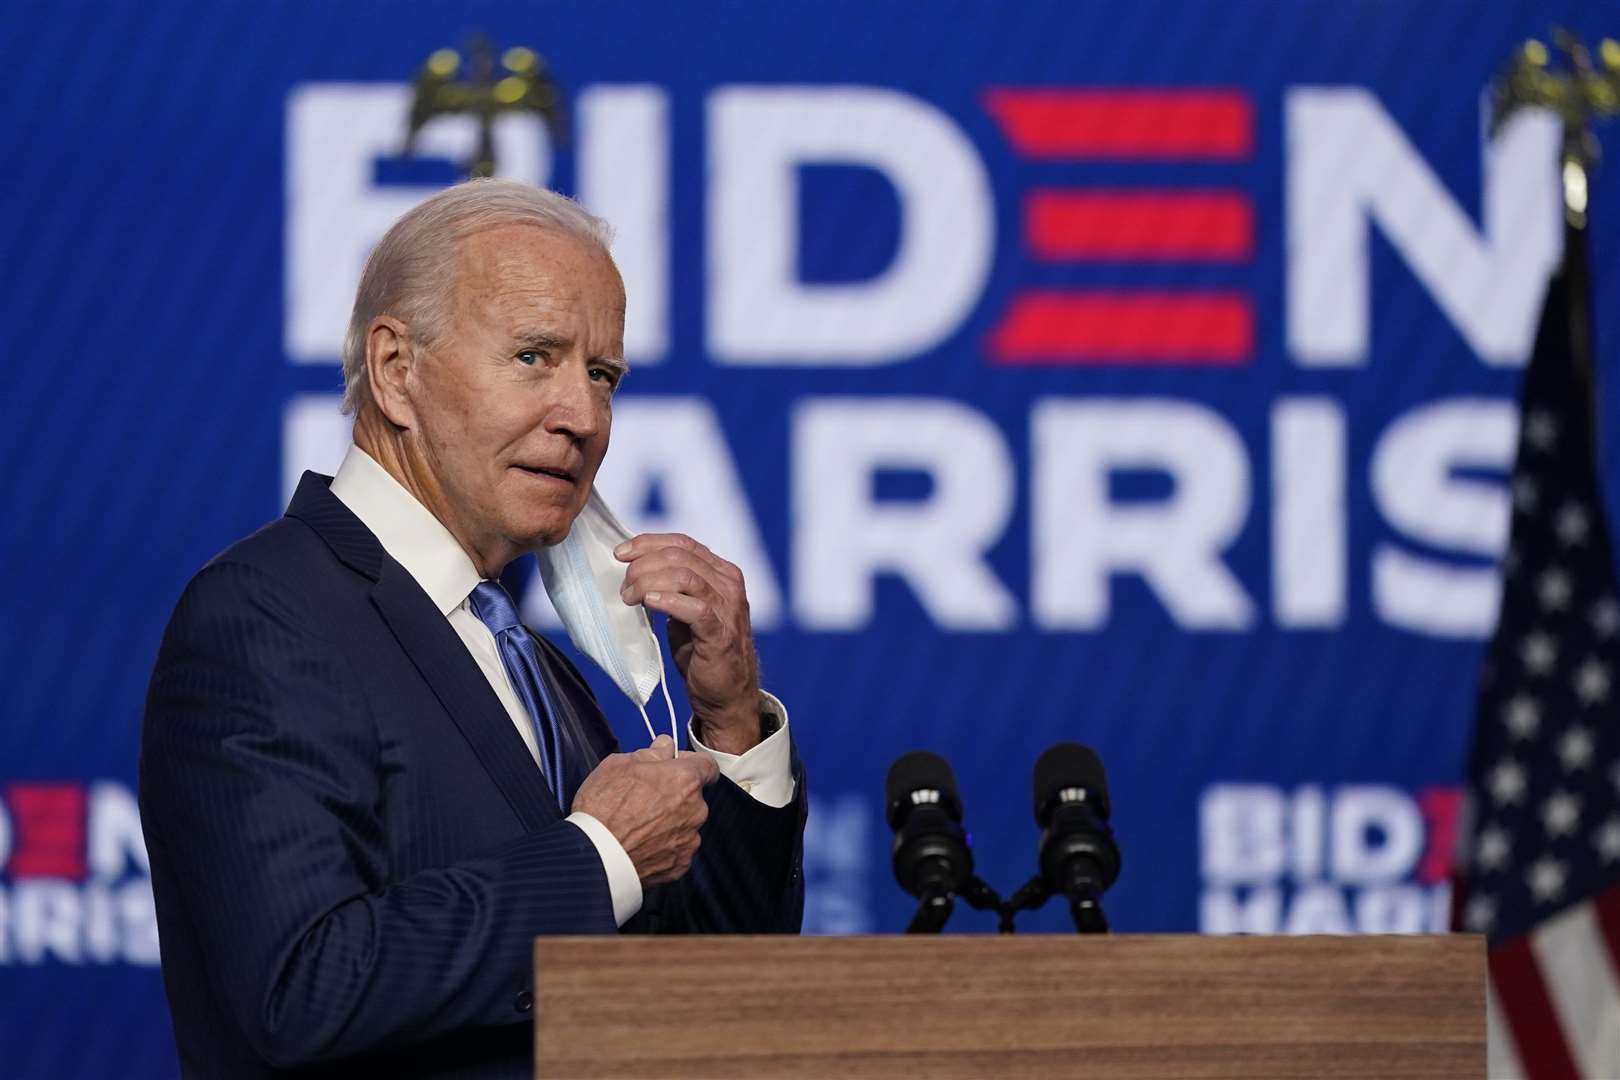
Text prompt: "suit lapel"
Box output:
[[372, 558, 560, 832], [288, 471, 560, 833]]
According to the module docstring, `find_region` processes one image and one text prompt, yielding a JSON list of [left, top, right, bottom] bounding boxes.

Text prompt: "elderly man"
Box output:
[[140, 178, 806, 1078]]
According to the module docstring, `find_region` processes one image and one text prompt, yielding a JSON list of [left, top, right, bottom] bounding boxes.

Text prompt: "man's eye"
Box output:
[[517, 350, 546, 366], [589, 366, 621, 388]]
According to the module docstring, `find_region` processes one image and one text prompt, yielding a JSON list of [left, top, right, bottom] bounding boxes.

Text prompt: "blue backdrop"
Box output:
[[3, 1, 1617, 1074]]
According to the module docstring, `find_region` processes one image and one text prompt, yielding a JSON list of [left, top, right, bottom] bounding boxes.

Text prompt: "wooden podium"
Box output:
[[534, 934, 1482, 1078]]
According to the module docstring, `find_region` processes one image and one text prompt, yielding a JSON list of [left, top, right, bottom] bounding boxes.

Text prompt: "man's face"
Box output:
[[404, 223, 625, 562]]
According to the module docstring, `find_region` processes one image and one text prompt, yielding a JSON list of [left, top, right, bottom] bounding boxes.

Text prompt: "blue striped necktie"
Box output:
[[469, 580, 567, 810]]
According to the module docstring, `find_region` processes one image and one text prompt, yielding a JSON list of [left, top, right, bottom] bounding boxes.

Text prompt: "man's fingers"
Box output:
[[626, 573, 722, 624], [664, 749, 719, 787], [684, 751, 721, 785], [641, 589, 722, 635], [616, 532, 709, 561], [622, 561, 720, 608], [621, 553, 736, 612], [621, 548, 731, 596], [633, 734, 676, 760], [617, 533, 738, 582]]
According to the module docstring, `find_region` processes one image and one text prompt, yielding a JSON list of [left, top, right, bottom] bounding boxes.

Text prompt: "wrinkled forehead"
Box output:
[[450, 223, 624, 310]]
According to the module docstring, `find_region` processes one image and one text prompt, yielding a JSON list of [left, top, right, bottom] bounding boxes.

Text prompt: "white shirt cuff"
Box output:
[[566, 811, 642, 927], [687, 691, 796, 808]]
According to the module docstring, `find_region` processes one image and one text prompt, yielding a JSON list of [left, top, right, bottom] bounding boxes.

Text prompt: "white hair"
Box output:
[[340, 177, 614, 416]]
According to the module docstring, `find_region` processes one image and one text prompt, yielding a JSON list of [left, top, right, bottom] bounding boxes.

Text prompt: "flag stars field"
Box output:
[[1476, 826, 1512, 870], [1538, 569, 1574, 612], [1520, 631, 1558, 676], [1541, 792, 1582, 838], [1490, 760, 1529, 805], [1524, 409, 1559, 452], [1593, 597, 1620, 637], [1596, 819, 1620, 863], [1574, 658, 1610, 705], [1556, 503, 1590, 546], [1514, 475, 1540, 513], [1557, 726, 1595, 770], [1504, 696, 1541, 739], [1527, 857, 1568, 903]]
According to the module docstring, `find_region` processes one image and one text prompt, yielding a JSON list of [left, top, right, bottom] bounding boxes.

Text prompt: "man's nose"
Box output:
[[543, 363, 602, 440]]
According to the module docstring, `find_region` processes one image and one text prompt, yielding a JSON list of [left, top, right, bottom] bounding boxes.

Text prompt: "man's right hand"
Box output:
[[571, 736, 720, 885]]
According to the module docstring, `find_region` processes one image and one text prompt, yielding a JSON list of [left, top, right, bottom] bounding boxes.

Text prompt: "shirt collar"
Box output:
[[329, 444, 483, 616]]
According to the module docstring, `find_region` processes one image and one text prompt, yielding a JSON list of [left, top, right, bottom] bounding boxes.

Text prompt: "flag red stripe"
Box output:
[[1490, 935, 1581, 1080], [1026, 191, 1254, 261], [983, 89, 1253, 159], [987, 292, 1253, 365], [1595, 884, 1620, 989]]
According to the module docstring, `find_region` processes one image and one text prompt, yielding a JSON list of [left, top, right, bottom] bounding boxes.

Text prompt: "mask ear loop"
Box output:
[[659, 675, 679, 757], [638, 607, 680, 756], [634, 699, 658, 745]]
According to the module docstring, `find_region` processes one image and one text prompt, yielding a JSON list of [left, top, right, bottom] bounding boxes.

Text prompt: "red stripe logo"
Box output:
[[990, 292, 1252, 365], [1026, 190, 1254, 262], [6, 783, 87, 879], [985, 88, 1257, 366], [983, 90, 1253, 160]]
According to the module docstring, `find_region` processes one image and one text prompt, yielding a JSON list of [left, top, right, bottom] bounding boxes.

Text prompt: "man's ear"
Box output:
[[365, 317, 417, 430]]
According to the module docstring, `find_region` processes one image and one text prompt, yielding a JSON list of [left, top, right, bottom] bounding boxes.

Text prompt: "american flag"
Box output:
[[1459, 222, 1620, 1079]]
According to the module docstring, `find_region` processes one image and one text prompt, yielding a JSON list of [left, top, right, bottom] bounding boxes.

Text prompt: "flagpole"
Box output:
[[1491, 29, 1618, 414]]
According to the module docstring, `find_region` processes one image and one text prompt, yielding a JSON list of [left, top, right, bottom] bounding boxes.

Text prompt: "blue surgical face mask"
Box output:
[[536, 488, 679, 749]]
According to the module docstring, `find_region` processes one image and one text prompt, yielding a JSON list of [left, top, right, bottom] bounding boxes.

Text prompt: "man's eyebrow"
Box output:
[[508, 328, 630, 377], [509, 328, 569, 350]]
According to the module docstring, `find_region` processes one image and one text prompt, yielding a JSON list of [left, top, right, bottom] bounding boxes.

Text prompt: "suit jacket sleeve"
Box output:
[[140, 560, 618, 1070], [532, 635, 808, 935], [623, 764, 808, 935]]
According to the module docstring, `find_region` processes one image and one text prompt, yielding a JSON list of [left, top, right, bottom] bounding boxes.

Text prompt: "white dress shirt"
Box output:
[[329, 445, 795, 926]]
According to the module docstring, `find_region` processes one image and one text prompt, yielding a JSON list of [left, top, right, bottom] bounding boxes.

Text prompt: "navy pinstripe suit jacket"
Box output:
[[140, 473, 807, 1078]]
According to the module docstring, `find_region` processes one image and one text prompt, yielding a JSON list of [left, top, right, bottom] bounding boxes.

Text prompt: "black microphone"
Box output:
[[1033, 743, 1121, 932], [886, 751, 974, 932]]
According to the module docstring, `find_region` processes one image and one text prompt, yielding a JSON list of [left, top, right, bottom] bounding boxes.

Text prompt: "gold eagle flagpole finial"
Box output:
[[1491, 29, 1620, 228], [1490, 29, 1619, 408], [403, 35, 566, 179]]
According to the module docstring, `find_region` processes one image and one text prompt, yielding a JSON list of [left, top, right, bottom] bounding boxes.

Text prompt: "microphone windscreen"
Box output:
[[885, 750, 962, 829], [1033, 742, 1110, 824]]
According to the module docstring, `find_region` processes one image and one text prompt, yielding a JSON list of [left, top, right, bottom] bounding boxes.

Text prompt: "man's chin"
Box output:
[[513, 512, 578, 551], [498, 483, 585, 550]]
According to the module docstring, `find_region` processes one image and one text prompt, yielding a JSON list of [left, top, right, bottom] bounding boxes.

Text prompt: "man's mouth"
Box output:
[[515, 464, 578, 485]]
